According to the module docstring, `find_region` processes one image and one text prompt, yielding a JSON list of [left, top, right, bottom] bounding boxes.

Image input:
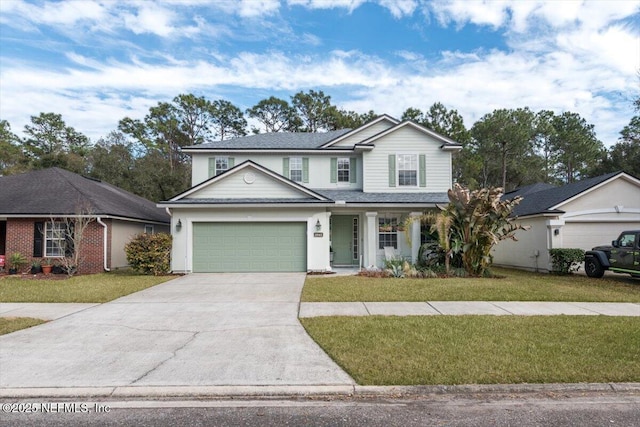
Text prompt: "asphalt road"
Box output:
[[2, 392, 639, 427]]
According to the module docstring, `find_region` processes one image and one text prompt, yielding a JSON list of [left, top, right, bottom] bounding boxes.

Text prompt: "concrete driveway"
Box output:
[[0, 273, 354, 388]]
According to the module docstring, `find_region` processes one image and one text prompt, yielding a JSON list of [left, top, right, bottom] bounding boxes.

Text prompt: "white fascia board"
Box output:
[[182, 148, 355, 154], [170, 160, 329, 202], [0, 214, 169, 224], [157, 202, 335, 209], [360, 121, 461, 148], [319, 114, 400, 148], [552, 172, 638, 211]]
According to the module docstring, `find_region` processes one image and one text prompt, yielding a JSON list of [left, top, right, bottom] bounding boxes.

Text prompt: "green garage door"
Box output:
[[192, 222, 307, 272]]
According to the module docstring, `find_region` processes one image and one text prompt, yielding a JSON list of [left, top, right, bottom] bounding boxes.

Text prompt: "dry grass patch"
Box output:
[[302, 268, 640, 302], [301, 316, 640, 385], [0, 317, 46, 335]]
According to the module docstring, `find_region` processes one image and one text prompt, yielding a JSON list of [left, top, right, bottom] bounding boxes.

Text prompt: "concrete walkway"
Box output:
[[299, 301, 640, 317], [2, 301, 639, 321]]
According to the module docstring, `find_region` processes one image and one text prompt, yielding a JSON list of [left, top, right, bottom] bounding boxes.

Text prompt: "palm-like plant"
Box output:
[[437, 184, 527, 277]]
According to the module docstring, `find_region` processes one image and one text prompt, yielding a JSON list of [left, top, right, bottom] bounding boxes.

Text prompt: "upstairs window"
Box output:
[[208, 157, 234, 178], [397, 154, 417, 186], [290, 157, 303, 182], [215, 157, 229, 176], [337, 158, 350, 183]]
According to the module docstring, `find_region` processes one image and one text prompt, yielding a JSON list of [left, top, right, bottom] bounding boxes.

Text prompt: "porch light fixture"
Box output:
[[176, 219, 182, 232], [315, 219, 322, 232]]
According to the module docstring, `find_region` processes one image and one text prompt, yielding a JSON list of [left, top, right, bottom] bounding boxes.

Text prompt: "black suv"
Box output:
[[584, 230, 640, 278]]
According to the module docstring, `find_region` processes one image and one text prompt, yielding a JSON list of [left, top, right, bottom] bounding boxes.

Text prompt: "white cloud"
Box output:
[[237, 0, 281, 17], [122, 4, 177, 37], [287, 0, 366, 12], [378, 0, 417, 18], [428, 0, 640, 33]]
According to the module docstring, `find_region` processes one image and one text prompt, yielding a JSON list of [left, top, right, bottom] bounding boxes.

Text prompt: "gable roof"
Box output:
[[0, 167, 169, 223], [359, 120, 463, 150], [168, 160, 330, 202], [509, 171, 632, 217], [182, 129, 352, 151], [319, 114, 399, 148]]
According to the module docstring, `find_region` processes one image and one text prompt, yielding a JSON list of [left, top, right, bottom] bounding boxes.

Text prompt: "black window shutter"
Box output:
[[33, 222, 44, 257], [64, 223, 75, 257]]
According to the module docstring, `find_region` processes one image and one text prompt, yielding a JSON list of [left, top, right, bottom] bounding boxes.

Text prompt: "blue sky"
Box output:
[[1, 0, 638, 146]]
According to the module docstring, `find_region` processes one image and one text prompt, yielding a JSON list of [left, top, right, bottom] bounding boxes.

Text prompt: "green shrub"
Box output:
[[549, 248, 585, 275], [125, 233, 172, 276]]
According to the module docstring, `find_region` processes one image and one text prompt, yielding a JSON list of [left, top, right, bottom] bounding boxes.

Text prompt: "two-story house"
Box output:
[[159, 115, 461, 273]]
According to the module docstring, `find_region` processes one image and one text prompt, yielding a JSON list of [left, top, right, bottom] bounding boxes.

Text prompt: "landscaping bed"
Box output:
[[301, 316, 640, 385]]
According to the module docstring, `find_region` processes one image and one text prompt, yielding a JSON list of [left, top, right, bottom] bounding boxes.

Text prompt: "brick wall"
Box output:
[[4, 218, 109, 274]]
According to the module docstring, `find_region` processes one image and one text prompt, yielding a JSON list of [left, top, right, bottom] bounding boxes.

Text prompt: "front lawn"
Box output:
[[0, 270, 174, 303], [0, 317, 46, 335], [302, 268, 640, 302], [301, 316, 640, 385]]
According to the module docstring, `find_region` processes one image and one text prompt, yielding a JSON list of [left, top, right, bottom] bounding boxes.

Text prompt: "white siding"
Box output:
[[191, 153, 363, 190], [362, 126, 452, 193], [557, 177, 640, 213], [329, 120, 396, 147], [492, 217, 552, 272], [187, 168, 307, 199]]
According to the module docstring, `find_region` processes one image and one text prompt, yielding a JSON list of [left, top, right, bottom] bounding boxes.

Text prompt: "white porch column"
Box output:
[[410, 212, 422, 264], [365, 212, 378, 268]]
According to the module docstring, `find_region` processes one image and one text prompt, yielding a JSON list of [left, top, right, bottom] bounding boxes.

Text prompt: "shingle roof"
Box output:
[[161, 190, 449, 205], [184, 129, 352, 150], [0, 167, 170, 223], [305, 190, 449, 204], [509, 172, 623, 217]]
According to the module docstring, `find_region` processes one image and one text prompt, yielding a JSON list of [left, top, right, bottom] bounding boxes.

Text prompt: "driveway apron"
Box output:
[[0, 273, 354, 388]]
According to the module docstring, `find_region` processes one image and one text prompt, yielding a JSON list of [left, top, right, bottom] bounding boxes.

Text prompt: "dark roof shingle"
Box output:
[[509, 172, 622, 217], [184, 129, 352, 150], [0, 168, 169, 223]]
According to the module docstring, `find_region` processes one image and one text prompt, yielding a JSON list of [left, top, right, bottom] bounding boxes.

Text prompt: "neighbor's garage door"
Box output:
[[192, 222, 307, 272], [563, 222, 640, 251]]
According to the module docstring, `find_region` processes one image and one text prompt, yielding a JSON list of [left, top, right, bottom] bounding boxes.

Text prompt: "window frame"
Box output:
[[397, 153, 418, 187], [144, 225, 154, 234], [378, 216, 399, 250], [215, 157, 230, 176], [289, 157, 303, 182], [45, 221, 67, 258], [337, 157, 350, 183]]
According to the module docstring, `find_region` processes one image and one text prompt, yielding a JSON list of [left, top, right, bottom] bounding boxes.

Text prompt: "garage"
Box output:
[[562, 222, 640, 251], [192, 222, 307, 272]]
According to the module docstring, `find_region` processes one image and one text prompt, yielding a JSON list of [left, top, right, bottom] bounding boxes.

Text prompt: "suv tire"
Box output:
[[585, 258, 605, 278]]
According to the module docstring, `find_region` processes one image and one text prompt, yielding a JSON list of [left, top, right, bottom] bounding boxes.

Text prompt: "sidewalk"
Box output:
[[3, 301, 638, 321], [299, 301, 640, 317]]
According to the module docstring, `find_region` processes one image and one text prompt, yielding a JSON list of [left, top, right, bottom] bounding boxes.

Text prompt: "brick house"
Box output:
[[0, 168, 170, 274]]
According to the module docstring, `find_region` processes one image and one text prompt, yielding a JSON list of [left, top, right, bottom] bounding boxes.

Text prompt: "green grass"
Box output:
[[0, 317, 46, 335], [302, 268, 640, 302], [0, 270, 174, 303], [301, 316, 640, 385]]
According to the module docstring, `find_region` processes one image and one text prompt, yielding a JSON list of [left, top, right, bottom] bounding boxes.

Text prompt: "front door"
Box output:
[[332, 215, 357, 266]]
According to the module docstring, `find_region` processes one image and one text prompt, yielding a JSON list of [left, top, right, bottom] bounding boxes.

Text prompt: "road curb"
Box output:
[[1, 383, 638, 399]]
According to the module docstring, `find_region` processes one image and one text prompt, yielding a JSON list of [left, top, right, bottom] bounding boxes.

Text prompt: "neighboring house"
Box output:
[[492, 171, 640, 272], [0, 167, 170, 273], [159, 115, 462, 273]]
